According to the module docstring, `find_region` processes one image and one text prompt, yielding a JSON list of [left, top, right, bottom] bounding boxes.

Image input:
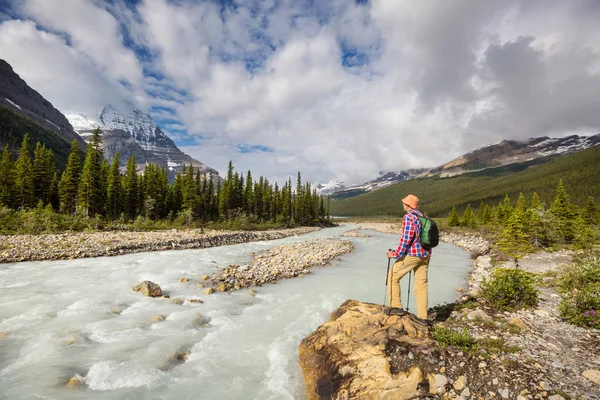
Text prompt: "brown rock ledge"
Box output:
[[299, 300, 435, 400]]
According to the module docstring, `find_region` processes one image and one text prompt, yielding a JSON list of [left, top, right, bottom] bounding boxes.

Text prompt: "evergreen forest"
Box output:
[[331, 144, 600, 218], [0, 130, 331, 234], [445, 183, 599, 258]]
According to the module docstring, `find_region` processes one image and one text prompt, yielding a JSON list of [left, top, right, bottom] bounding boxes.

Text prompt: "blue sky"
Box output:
[[1, 0, 600, 185]]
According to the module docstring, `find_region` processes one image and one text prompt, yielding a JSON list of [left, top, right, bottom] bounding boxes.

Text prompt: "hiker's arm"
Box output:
[[393, 215, 415, 258]]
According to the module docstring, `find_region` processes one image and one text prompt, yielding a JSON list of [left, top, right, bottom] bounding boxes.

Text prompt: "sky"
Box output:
[[1, 0, 600, 187]]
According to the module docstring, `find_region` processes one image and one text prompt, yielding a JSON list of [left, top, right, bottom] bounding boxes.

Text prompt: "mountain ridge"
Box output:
[[65, 102, 221, 181], [0, 58, 87, 152], [329, 133, 600, 200]]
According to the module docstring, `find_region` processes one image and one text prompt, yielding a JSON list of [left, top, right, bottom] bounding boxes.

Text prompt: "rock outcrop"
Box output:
[[299, 300, 435, 400]]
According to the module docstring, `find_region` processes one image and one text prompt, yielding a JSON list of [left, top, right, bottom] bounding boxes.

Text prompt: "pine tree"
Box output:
[[78, 128, 103, 217], [295, 172, 305, 224], [498, 194, 512, 226], [497, 203, 531, 258], [106, 152, 122, 219], [122, 156, 138, 219], [460, 203, 477, 228], [573, 212, 595, 250], [32, 143, 55, 205], [59, 140, 81, 214], [244, 170, 253, 215], [515, 192, 526, 213], [549, 179, 575, 243], [49, 172, 60, 211], [584, 196, 598, 225], [530, 192, 543, 210], [219, 161, 234, 217], [480, 203, 491, 225], [15, 134, 34, 209], [0, 145, 16, 207], [448, 206, 460, 226]]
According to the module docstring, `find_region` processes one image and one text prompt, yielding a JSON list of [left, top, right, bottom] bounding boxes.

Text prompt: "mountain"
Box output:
[[65, 102, 220, 181], [427, 134, 600, 177], [330, 143, 600, 218], [331, 134, 600, 201], [0, 59, 87, 169], [330, 169, 428, 200], [0, 59, 87, 151], [315, 180, 345, 196]]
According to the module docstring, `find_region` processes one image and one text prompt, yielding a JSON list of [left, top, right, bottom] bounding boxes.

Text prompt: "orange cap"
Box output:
[[402, 194, 419, 209]]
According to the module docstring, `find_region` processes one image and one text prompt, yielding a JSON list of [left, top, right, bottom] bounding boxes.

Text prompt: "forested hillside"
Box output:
[[331, 144, 600, 217], [0, 130, 329, 234], [0, 106, 77, 171]]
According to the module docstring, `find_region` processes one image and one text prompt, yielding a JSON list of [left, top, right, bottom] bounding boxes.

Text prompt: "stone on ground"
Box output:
[[132, 281, 162, 297]]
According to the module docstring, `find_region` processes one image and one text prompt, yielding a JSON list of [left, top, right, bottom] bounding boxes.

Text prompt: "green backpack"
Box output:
[[418, 216, 439, 248]]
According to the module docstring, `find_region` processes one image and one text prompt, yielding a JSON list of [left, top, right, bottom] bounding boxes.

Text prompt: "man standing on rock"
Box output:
[[385, 194, 431, 322]]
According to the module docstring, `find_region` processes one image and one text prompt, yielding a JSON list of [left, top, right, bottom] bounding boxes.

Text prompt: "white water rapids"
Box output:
[[0, 225, 471, 399]]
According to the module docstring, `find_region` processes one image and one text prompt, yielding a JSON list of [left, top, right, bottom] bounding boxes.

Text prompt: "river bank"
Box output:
[[0, 227, 319, 263], [301, 223, 600, 399]]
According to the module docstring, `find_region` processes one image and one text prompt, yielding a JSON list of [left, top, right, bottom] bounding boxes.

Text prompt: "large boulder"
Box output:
[[132, 281, 162, 297], [299, 300, 436, 400]]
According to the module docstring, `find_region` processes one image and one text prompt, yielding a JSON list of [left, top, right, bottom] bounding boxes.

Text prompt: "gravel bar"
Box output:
[[0, 227, 320, 263], [207, 238, 355, 291]]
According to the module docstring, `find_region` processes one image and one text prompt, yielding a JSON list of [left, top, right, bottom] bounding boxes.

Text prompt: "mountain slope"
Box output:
[[65, 102, 220, 180], [331, 144, 600, 218], [429, 134, 600, 177], [0, 59, 87, 152], [331, 133, 600, 201]]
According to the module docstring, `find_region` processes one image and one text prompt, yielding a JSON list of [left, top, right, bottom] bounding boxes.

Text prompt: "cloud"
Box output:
[[0, 19, 124, 112], [1, 0, 600, 186]]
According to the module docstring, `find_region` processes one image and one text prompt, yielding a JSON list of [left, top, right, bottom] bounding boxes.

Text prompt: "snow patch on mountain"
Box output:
[[4, 98, 21, 110], [64, 111, 101, 132], [315, 180, 345, 195]]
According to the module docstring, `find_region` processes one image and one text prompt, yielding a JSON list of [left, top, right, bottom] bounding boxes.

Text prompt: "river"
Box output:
[[0, 225, 471, 399]]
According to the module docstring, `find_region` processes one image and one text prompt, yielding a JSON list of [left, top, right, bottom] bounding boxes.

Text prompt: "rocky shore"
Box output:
[[0, 227, 319, 263], [299, 227, 600, 399], [205, 238, 354, 292]]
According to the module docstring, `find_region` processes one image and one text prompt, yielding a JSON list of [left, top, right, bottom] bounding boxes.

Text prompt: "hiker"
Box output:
[[385, 194, 432, 321]]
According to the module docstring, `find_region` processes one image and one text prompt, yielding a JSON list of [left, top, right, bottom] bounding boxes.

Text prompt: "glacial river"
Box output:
[[0, 225, 471, 399]]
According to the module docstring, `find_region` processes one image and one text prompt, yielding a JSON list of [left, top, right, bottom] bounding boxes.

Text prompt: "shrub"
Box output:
[[480, 268, 539, 310], [556, 252, 600, 328], [431, 326, 476, 350]]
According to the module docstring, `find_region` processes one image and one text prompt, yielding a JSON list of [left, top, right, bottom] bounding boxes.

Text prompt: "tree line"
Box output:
[[446, 180, 599, 256], [0, 129, 331, 230]]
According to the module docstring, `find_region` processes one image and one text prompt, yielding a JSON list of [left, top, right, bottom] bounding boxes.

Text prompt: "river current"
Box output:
[[0, 225, 471, 399]]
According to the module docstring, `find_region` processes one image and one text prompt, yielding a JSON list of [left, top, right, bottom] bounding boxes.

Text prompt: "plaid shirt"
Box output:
[[393, 209, 431, 258]]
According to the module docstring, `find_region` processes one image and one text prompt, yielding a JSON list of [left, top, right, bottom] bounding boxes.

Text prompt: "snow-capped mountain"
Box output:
[[65, 102, 220, 181], [427, 133, 600, 177], [315, 180, 345, 195], [331, 133, 600, 199]]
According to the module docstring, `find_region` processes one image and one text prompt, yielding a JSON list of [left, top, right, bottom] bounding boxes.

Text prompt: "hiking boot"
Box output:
[[409, 313, 434, 327], [385, 307, 407, 316]]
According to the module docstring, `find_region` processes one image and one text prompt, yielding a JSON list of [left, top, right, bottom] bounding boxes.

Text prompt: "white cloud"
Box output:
[[0, 19, 123, 112], [2, 0, 600, 186]]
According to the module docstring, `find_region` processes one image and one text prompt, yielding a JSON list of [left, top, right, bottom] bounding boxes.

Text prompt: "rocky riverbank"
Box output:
[[204, 238, 354, 292], [299, 227, 600, 399], [0, 227, 319, 263]]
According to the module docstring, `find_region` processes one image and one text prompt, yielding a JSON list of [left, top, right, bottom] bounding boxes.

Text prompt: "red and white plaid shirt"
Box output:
[[392, 209, 431, 258]]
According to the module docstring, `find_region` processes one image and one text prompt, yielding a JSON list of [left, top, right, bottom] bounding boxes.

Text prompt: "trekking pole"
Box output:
[[406, 270, 412, 313], [381, 250, 393, 321]]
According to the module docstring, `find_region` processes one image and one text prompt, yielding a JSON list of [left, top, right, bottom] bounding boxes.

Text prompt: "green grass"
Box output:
[[331, 145, 600, 217]]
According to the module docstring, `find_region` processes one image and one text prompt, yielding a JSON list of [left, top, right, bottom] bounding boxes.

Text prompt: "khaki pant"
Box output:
[[387, 255, 431, 319]]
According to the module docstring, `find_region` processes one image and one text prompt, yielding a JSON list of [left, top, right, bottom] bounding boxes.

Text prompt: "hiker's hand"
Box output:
[[386, 251, 395, 259]]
